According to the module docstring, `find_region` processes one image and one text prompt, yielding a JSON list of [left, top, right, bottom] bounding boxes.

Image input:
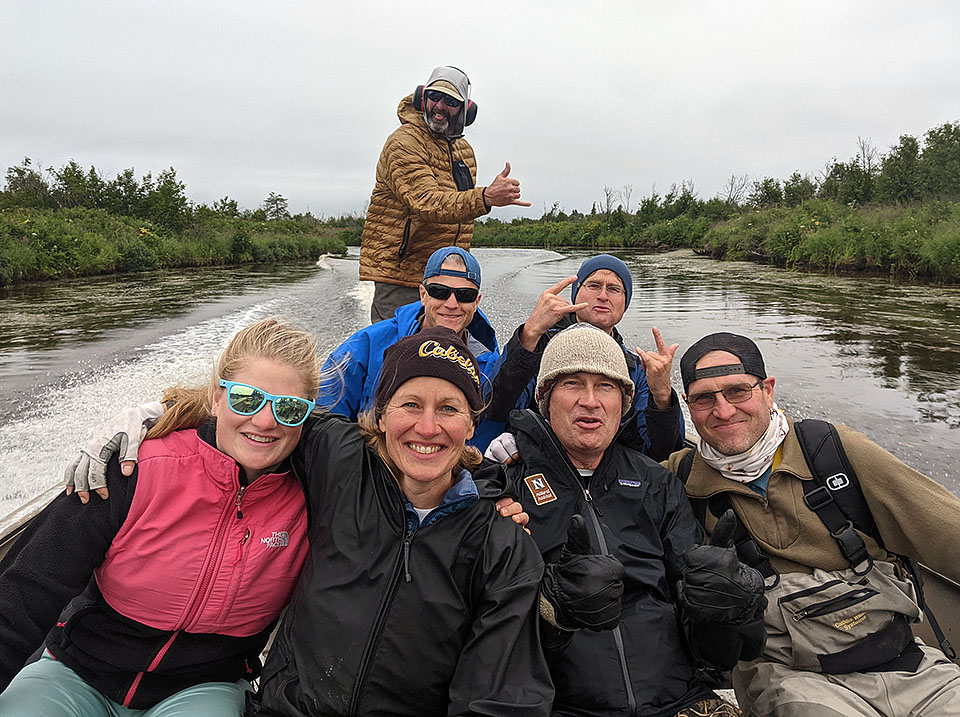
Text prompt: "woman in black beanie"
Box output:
[[248, 326, 553, 716]]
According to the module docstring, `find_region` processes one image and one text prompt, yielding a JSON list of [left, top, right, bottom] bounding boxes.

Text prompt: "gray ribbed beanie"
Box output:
[[536, 323, 634, 418]]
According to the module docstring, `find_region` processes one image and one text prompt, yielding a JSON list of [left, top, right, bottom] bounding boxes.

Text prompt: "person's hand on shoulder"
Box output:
[[495, 496, 530, 534], [64, 401, 165, 503], [484, 432, 520, 465]]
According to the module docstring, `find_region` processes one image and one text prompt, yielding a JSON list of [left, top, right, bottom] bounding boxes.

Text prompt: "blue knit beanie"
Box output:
[[570, 254, 632, 310]]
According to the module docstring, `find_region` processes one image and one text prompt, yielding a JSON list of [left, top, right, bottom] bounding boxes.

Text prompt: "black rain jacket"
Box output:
[[506, 409, 715, 717], [249, 412, 553, 716]]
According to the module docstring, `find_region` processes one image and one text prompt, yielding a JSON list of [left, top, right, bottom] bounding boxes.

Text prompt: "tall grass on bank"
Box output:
[[472, 213, 714, 250], [700, 199, 960, 281], [0, 207, 347, 287], [472, 198, 960, 282]]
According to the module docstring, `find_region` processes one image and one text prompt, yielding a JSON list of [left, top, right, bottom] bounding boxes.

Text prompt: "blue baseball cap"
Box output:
[[571, 254, 632, 310], [423, 246, 481, 287]]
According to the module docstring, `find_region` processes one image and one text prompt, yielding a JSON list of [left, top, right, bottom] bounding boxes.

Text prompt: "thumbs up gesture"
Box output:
[[677, 509, 765, 624], [483, 162, 532, 207], [540, 515, 625, 632]]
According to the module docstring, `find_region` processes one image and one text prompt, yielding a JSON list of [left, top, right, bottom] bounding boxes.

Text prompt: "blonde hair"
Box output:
[[146, 318, 322, 440], [357, 404, 483, 481]]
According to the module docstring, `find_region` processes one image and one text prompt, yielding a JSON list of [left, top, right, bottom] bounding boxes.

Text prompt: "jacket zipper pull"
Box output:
[[234, 529, 250, 565], [583, 488, 604, 517], [403, 531, 413, 583], [235, 486, 247, 519]]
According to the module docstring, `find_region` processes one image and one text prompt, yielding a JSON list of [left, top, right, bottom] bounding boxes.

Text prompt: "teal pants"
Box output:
[[0, 652, 250, 716]]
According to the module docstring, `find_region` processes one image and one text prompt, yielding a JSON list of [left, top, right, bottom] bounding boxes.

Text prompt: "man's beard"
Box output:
[[425, 113, 454, 136]]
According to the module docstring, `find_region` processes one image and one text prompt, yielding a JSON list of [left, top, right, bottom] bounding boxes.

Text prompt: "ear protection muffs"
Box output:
[[413, 85, 478, 126]]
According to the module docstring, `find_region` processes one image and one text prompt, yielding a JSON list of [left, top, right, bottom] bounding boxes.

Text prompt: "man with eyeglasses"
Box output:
[[487, 254, 685, 461], [360, 65, 531, 323], [320, 246, 504, 449], [664, 332, 960, 715]]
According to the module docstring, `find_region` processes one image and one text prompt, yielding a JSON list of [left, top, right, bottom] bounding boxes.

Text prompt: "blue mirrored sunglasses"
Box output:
[[218, 380, 316, 427]]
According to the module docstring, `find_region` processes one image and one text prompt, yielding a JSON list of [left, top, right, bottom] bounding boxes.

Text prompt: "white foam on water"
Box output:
[[0, 300, 283, 517]]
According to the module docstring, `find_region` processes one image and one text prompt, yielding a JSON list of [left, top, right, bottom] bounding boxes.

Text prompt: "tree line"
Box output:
[[3, 119, 959, 285], [473, 121, 960, 281], [0, 161, 360, 286], [0, 159, 364, 230]]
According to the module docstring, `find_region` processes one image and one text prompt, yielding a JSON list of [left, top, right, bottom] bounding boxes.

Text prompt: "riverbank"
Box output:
[[473, 199, 960, 282], [0, 207, 348, 287], [5, 199, 960, 287]]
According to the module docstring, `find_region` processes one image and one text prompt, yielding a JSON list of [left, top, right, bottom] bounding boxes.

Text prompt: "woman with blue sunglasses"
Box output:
[[0, 318, 320, 715]]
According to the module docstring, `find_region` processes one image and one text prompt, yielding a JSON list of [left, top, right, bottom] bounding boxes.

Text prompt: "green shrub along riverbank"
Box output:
[[0, 207, 349, 286], [473, 198, 960, 281], [0, 159, 356, 286], [4, 118, 960, 285], [472, 120, 960, 282]]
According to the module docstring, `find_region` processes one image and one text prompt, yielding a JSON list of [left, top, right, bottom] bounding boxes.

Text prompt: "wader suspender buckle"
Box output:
[[802, 484, 873, 575]]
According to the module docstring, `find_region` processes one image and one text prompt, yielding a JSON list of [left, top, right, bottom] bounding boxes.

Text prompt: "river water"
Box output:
[[2, 247, 959, 518]]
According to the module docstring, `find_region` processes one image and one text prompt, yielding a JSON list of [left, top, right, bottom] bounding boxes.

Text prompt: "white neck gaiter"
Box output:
[[698, 404, 790, 483]]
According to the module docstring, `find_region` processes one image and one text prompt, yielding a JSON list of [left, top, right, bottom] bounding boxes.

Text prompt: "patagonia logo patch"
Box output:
[[524, 473, 558, 506], [618, 479, 643, 488], [261, 531, 290, 548], [826, 473, 850, 491]]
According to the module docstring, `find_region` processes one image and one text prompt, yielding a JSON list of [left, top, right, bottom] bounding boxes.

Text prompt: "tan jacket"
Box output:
[[664, 418, 960, 581], [359, 95, 488, 287]]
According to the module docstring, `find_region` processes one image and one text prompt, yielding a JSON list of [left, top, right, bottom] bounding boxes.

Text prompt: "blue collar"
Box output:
[[405, 469, 479, 530]]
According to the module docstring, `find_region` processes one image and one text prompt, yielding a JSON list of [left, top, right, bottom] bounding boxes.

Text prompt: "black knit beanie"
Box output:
[[375, 326, 483, 413]]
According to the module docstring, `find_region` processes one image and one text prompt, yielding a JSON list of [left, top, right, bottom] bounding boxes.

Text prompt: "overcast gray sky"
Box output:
[[3, 1, 959, 220]]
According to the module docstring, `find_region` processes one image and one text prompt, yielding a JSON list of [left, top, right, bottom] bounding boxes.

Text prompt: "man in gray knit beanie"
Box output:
[[535, 323, 634, 420], [500, 324, 754, 717]]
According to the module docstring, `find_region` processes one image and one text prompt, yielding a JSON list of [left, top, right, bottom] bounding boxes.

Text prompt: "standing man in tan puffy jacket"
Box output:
[[360, 65, 531, 323]]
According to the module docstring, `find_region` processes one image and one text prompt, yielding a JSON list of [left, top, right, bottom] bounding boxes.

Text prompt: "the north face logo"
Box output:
[[826, 473, 850, 491], [261, 531, 290, 548]]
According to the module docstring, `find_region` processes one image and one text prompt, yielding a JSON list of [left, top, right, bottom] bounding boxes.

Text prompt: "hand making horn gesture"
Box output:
[[520, 276, 589, 350], [637, 326, 678, 409], [483, 162, 532, 208]]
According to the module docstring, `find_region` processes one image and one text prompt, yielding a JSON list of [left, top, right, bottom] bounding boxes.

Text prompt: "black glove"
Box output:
[[541, 515, 624, 632], [677, 509, 765, 625]]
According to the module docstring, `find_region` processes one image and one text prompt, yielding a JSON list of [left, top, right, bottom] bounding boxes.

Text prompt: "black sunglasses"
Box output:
[[424, 89, 462, 108], [423, 282, 479, 303]]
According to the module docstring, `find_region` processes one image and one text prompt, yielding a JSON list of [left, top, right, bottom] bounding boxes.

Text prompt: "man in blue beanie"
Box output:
[[486, 254, 685, 461]]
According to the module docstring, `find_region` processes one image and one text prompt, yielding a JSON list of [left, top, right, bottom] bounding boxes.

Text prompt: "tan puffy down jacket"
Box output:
[[359, 95, 488, 287]]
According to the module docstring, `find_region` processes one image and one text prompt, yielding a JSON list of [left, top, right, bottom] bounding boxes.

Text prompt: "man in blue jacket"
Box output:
[[319, 245, 503, 449], [487, 253, 684, 461]]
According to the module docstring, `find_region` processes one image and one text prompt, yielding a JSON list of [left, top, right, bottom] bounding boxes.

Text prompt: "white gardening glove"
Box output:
[[484, 431, 520, 464], [64, 401, 165, 503]]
